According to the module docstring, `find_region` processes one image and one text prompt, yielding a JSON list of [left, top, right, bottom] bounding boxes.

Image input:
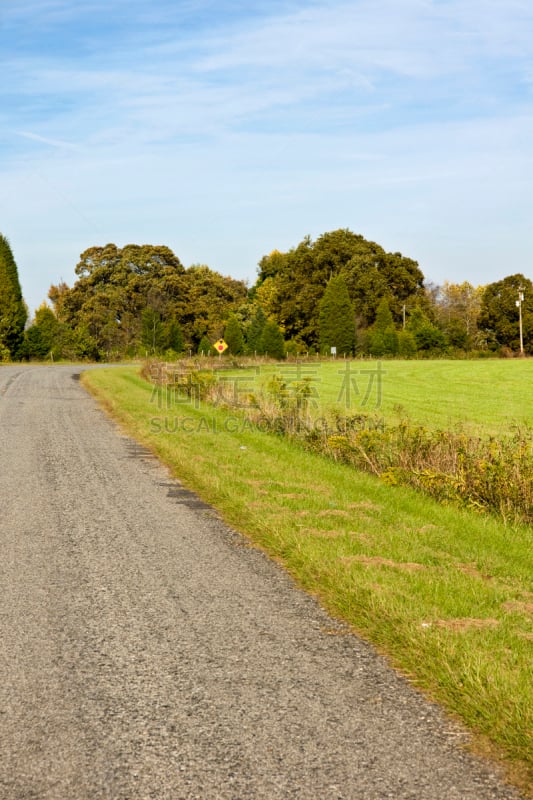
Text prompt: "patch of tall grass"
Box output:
[[144, 360, 533, 526]]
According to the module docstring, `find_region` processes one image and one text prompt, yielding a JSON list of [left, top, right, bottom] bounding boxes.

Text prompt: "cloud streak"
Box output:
[[16, 130, 81, 150], [1, 0, 533, 313]]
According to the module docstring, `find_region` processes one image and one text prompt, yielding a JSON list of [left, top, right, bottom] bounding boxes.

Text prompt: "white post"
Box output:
[[516, 288, 525, 356]]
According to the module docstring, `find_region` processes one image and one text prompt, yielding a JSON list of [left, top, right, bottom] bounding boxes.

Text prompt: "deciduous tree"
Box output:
[[434, 281, 483, 350], [253, 229, 426, 348], [22, 304, 59, 359], [47, 245, 247, 359], [141, 307, 165, 353], [478, 274, 533, 354], [406, 306, 446, 353]]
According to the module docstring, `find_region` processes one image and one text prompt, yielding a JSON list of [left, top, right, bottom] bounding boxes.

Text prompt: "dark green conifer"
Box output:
[[0, 234, 27, 358], [224, 314, 244, 355], [163, 320, 185, 354], [197, 335, 212, 356], [259, 319, 285, 359], [318, 274, 355, 355], [246, 307, 267, 355], [369, 296, 398, 356]]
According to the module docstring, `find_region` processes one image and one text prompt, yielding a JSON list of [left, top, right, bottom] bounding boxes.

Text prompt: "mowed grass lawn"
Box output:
[[83, 361, 533, 795], [223, 358, 533, 433]]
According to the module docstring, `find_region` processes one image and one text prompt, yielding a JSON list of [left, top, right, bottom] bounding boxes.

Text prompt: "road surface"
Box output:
[[0, 365, 524, 799]]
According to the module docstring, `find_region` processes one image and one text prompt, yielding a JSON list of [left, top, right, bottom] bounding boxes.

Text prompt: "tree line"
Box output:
[[0, 229, 531, 361]]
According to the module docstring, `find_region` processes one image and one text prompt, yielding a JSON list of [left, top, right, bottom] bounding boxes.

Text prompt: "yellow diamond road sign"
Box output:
[[213, 339, 228, 353]]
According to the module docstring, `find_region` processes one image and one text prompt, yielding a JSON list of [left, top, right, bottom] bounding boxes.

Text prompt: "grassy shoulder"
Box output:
[[83, 365, 533, 795]]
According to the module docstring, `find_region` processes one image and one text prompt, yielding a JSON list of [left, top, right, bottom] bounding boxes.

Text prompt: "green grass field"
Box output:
[[222, 358, 533, 433], [83, 362, 533, 796]]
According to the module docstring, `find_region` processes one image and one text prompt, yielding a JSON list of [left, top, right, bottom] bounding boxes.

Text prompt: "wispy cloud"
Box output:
[[16, 130, 81, 150]]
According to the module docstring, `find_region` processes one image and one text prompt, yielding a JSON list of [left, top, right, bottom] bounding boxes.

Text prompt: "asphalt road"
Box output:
[[0, 365, 525, 799]]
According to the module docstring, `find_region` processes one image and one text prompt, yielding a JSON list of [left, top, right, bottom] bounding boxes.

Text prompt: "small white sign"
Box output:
[[330, 346, 337, 355]]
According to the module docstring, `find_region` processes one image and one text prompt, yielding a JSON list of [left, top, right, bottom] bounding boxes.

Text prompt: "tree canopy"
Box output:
[[9, 229, 530, 362], [254, 229, 425, 348], [434, 281, 483, 350], [478, 274, 533, 354], [47, 244, 248, 359]]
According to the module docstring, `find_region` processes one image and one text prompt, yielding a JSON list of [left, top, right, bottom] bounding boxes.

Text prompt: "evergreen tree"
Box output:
[[373, 296, 395, 331], [369, 296, 398, 356], [163, 319, 184, 353], [197, 335, 212, 356], [0, 234, 27, 358], [246, 307, 267, 354], [224, 314, 244, 355], [318, 274, 355, 355], [22, 304, 59, 359], [260, 320, 285, 359]]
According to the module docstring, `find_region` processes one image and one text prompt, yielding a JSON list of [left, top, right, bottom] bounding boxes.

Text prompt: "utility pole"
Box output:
[[516, 287, 525, 356]]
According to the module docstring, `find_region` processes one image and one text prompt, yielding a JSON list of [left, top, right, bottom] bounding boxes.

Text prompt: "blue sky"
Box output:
[[1, 0, 532, 314]]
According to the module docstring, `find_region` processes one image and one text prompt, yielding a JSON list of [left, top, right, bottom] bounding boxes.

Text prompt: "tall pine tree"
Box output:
[[224, 314, 244, 355], [318, 274, 355, 355], [246, 307, 267, 355], [368, 296, 398, 356], [0, 234, 27, 358], [260, 319, 285, 359]]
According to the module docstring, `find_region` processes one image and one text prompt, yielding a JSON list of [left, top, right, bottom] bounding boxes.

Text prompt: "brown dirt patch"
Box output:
[[347, 501, 382, 511], [502, 601, 533, 617], [299, 528, 361, 538], [433, 618, 500, 631], [319, 509, 350, 518], [342, 555, 425, 571], [456, 562, 493, 581], [245, 480, 269, 495]]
